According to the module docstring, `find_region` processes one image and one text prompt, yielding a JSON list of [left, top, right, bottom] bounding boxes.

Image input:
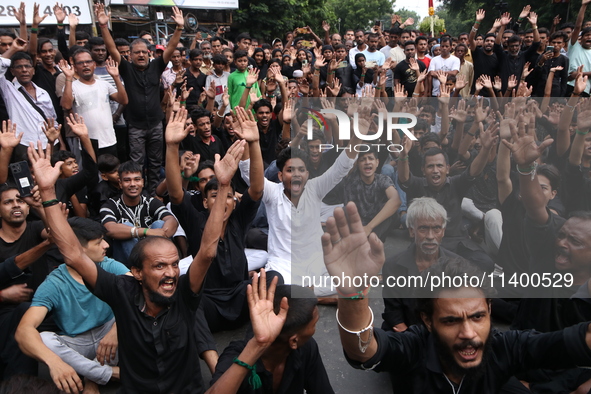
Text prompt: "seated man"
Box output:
[[322, 203, 591, 393], [15, 218, 129, 393], [100, 160, 178, 266], [208, 271, 333, 393], [29, 135, 246, 393], [341, 147, 401, 241], [398, 123, 499, 271], [382, 197, 460, 332], [89, 154, 121, 221]]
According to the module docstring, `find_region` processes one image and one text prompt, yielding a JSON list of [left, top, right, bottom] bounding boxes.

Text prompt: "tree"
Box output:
[[419, 15, 446, 36], [233, 0, 336, 41], [329, 0, 396, 32]]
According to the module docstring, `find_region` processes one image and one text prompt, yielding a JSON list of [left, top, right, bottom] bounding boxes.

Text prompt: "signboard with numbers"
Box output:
[[0, 1, 93, 26], [109, 0, 238, 9]]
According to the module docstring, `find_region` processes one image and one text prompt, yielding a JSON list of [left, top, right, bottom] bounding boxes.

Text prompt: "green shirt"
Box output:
[[227, 69, 261, 109]]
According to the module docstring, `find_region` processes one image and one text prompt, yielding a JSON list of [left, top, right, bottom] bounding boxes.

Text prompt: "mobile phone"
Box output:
[[366, 60, 376, 68], [374, 20, 381, 27], [547, 45, 554, 52], [302, 59, 308, 66], [10, 161, 34, 198], [337, 61, 348, 68], [297, 28, 308, 34]]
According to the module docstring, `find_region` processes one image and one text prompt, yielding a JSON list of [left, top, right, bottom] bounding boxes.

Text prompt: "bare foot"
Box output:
[[82, 378, 100, 394]]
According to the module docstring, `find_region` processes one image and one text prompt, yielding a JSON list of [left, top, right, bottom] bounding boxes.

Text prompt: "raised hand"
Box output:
[[42, 119, 61, 143], [409, 57, 420, 73], [479, 121, 499, 150], [553, 14, 561, 26], [59, 59, 74, 79], [246, 68, 259, 86], [53, 3, 66, 24], [232, 106, 259, 142], [527, 11, 538, 26], [214, 139, 246, 186], [321, 203, 385, 293], [519, 5, 531, 19], [282, 98, 293, 123], [500, 12, 511, 26], [322, 20, 330, 32], [180, 81, 193, 101], [14, 2, 26, 25], [248, 269, 288, 348], [222, 86, 230, 108], [474, 98, 488, 122], [27, 141, 60, 192], [165, 107, 189, 145], [449, 100, 468, 122], [171, 6, 184, 27], [65, 113, 87, 139], [32, 2, 48, 26], [455, 74, 467, 91], [94, 3, 109, 26], [205, 80, 216, 100], [393, 82, 406, 98], [435, 70, 447, 85], [493, 76, 502, 91], [105, 58, 119, 77], [68, 12, 79, 27], [474, 77, 484, 92], [574, 68, 588, 95], [507, 75, 518, 90], [417, 69, 428, 83], [0, 120, 23, 149], [403, 17, 415, 26], [476, 9, 485, 22], [315, 55, 326, 69], [481, 74, 492, 89], [492, 18, 501, 30], [501, 118, 553, 166], [522, 62, 533, 79], [327, 77, 341, 97]]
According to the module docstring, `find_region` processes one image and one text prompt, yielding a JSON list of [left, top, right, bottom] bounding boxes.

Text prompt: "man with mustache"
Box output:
[[99, 160, 178, 267], [29, 137, 246, 394], [382, 197, 460, 333], [322, 202, 591, 393]]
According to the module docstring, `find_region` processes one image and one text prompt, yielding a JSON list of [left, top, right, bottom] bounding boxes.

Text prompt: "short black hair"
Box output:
[[277, 147, 310, 172], [0, 29, 16, 39], [253, 99, 272, 113], [76, 31, 90, 41], [197, 160, 214, 176], [139, 30, 152, 39], [211, 54, 228, 65], [0, 184, 19, 200], [422, 147, 449, 167], [236, 33, 252, 43], [37, 38, 53, 54], [10, 51, 34, 68], [189, 48, 203, 59], [51, 150, 76, 166], [419, 132, 441, 148], [414, 119, 430, 132], [537, 164, 560, 191], [114, 38, 130, 47], [234, 49, 248, 60], [439, 37, 452, 46], [415, 257, 495, 319], [274, 285, 317, 338], [550, 31, 568, 42], [68, 217, 106, 247], [86, 36, 105, 50], [203, 177, 235, 198], [191, 107, 211, 124], [415, 36, 428, 44], [130, 38, 150, 52], [118, 160, 143, 176], [98, 154, 120, 173], [508, 35, 521, 45], [67, 45, 84, 60], [403, 40, 416, 49]]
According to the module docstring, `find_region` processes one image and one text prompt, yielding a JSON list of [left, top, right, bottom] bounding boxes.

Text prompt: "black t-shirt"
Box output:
[[119, 57, 166, 129], [393, 59, 426, 96], [92, 267, 203, 393], [471, 47, 499, 94], [211, 337, 334, 394], [259, 119, 282, 166], [495, 190, 529, 278], [183, 68, 207, 108], [181, 134, 226, 163]]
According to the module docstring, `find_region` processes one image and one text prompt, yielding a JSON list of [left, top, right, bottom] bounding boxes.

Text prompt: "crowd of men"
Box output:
[[1, 0, 591, 393]]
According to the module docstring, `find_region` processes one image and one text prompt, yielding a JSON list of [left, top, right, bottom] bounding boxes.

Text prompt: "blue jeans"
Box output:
[[113, 220, 164, 267]]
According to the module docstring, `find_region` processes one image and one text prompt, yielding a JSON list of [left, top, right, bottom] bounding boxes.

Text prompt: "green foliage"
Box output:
[[329, 0, 396, 32], [233, 0, 336, 41], [437, 0, 591, 36], [419, 16, 447, 35]]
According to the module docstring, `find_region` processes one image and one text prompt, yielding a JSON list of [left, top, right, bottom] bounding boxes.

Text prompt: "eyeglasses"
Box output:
[[75, 60, 94, 66], [11, 64, 33, 70]]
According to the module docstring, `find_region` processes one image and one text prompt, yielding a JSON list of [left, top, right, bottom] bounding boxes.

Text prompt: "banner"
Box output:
[[109, 0, 238, 9], [0, 0, 93, 26]]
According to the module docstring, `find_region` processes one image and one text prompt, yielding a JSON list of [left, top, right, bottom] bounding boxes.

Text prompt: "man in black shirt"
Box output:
[[209, 274, 333, 394], [184, 49, 207, 109], [181, 107, 225, 162], [321, 207, 591, 394], [98, 4, 185, 195], [393, 41, 426, 97], [31, 136, 246, 394], [0, 185, 52, 378], [255, 99, 284, 166]]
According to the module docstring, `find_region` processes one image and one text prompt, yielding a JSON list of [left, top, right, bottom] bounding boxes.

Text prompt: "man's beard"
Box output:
[[432, 323, 493, 382], [419, 239, 440, 255], [148, 289, 175, 307]]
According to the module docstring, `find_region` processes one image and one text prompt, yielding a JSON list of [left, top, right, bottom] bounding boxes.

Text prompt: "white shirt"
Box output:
[[239, 151, 355, 285], [0, 57, 56, 148], [205, 71, 230, 114], [69, 79, 117, 148], [427, 55, 461, 96]]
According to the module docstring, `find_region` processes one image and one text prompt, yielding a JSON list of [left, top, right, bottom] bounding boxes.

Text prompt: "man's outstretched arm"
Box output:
[[29, 142, 99, 288]]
